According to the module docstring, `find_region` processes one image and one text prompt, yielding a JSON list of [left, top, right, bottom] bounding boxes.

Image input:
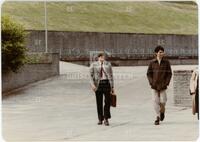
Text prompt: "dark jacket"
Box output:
[[147, 58, 172, 91]]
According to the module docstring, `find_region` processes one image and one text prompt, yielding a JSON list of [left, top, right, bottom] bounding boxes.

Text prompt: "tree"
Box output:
[[2, 16, 27, 73]]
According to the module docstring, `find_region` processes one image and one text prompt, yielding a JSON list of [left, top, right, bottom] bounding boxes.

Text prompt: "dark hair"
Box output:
[[154, 46, 164, 53], [97, 52, 105, 57]]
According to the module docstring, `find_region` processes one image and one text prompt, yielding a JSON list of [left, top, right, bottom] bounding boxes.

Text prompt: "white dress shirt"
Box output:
[[99, 61, 108, 80], [157, 57, 161, 65]]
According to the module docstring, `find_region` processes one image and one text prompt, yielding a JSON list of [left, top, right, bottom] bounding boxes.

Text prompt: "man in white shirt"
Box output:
[[89, 52, 114, 126]]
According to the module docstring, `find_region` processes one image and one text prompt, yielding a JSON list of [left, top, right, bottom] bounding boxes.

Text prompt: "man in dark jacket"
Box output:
[[147, 46, 172, 125]]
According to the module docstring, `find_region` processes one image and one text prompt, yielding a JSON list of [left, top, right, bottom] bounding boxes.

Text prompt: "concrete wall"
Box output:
[[26, 31, 198, 64], [68, 59, 198, 66], [173, 70, 193, 107], [2, 53, 60, 94]]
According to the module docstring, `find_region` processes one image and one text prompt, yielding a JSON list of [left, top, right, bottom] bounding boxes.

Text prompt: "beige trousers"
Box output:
[[152, 89, 167, 117]]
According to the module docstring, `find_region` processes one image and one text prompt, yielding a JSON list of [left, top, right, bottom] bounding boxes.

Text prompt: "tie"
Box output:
[[100, 62, 103, 78]]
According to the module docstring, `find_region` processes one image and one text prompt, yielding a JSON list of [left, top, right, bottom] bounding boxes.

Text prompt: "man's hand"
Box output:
[[91, 84, 97, 92], [111, 88, 115, 94]]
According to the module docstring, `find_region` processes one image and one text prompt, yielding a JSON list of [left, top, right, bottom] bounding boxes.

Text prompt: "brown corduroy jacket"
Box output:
[[147, 58, 172, 91]]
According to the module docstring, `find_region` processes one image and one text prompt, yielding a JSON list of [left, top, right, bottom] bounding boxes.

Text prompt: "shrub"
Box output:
[[2, 16, 27, 73]]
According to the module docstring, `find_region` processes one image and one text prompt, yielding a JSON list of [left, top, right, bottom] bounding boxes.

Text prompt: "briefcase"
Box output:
[[110, 92, 117, 107]]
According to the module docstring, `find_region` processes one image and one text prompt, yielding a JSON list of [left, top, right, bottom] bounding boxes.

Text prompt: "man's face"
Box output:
[[156, 50, 165, 59], [98, 55, 105, 62]]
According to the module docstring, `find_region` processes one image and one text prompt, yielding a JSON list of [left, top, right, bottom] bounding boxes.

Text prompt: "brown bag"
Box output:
[[110, 92, 117, 107]]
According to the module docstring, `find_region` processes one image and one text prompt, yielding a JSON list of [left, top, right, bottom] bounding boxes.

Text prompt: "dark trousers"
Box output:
[[95, 79, 111, 121], [196, 77, 199, 120], [195, 88, 199, 120]]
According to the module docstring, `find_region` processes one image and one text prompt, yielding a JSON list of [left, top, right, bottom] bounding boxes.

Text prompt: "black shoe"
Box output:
[[104, 119, 109, 126], [154, 116, 160, 125], [97, 120, 103, 125], [160, 113, 165, 121]]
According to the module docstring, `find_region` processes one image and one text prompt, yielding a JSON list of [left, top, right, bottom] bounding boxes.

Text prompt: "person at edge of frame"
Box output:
[[190, 67, 199, 120]]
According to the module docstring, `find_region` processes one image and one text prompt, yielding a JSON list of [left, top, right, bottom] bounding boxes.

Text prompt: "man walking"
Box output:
[[89, 52, 114, 126], [147, 46, 172, 125]]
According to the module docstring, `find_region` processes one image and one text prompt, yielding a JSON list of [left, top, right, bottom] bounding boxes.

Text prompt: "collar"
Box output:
[[157, 57, 161, 61], [152, 58, 164, 63], [152, 58, 158, 62], [98, 61, 104, 65]]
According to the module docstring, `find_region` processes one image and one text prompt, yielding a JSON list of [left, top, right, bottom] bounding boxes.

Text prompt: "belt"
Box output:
[[100, 79, 109, 82]]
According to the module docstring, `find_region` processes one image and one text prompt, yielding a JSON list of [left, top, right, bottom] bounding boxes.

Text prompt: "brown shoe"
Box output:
[[160, 113, 165, 121], [97, 120, 103, 125], [104, 119, 109, 126], [154, 116, 160, 125]]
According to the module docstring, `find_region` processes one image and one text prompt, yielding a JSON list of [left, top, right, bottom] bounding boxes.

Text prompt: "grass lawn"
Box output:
[[1, 1, 198, 34]]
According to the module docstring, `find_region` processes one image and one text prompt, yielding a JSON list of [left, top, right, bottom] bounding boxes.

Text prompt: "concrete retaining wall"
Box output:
[[173, 70, 193, 107], [25, 31, 198, 64], [68, 59, 198, 66], [2, 53, 60, 94]]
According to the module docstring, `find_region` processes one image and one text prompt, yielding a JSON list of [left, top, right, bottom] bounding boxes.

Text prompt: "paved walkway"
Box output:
[[2, 62, 199, 141]]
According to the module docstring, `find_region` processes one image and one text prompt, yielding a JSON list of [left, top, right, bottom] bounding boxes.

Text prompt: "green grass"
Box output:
[[1, 1, 198, 34]]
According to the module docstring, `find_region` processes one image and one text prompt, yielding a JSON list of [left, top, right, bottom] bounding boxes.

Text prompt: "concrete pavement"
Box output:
[[2, 61, 199, 141]]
